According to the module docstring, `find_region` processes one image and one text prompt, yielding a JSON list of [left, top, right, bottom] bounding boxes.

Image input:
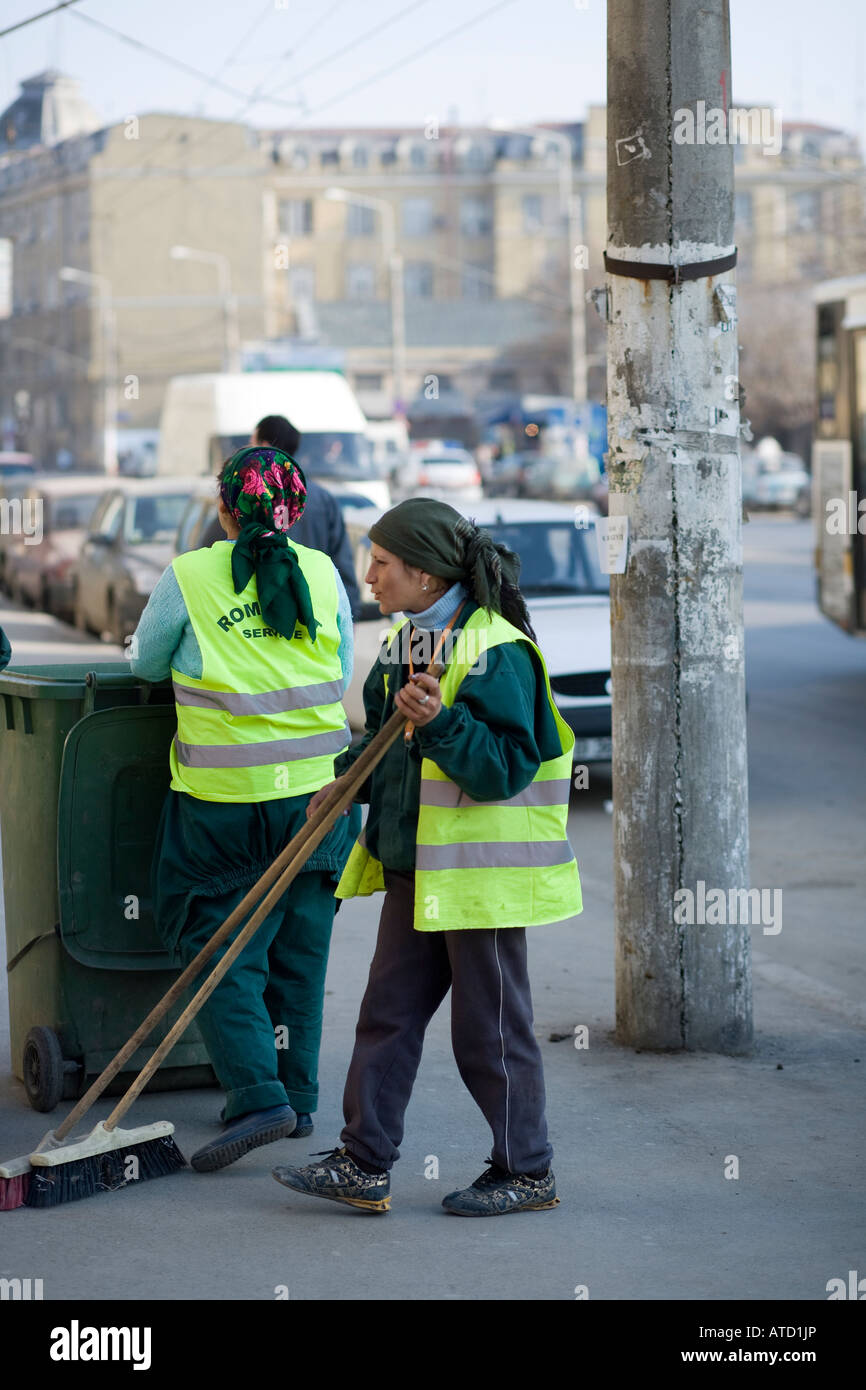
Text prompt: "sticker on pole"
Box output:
[[595, 516, 629, 574]]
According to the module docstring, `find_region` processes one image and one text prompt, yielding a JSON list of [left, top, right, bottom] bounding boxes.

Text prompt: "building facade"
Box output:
[[0, 70, 863, 469]]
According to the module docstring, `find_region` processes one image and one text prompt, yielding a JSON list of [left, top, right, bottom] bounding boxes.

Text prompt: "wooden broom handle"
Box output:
[[55, 657, 443, 1142], [102, 655, 445, 1134]]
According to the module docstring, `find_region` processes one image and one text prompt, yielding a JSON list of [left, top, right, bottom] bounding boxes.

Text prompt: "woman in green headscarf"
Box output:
[[271, 497, 582, 1218], [130, 446, 359, 1173]]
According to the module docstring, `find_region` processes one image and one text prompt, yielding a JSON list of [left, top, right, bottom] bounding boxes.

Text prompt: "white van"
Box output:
[[157, 370, 390, 508]]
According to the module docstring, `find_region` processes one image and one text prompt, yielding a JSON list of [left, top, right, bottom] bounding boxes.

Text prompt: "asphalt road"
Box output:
[[0, 515, 863, 1301]]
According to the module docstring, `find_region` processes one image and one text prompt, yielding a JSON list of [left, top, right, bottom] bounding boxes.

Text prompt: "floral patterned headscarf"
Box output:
[[218, 446, 319, 642]]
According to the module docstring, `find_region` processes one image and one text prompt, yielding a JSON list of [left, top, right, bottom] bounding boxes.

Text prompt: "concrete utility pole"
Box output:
[[606, 0, 752, 1051]]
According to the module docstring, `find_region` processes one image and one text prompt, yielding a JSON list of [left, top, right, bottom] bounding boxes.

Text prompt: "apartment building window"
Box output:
[[346, 262, 377, 300], [460, 195, 492, 237], [461, 141, 489, 171], [404, 260, 433, 298], [734, 191, 753, 230], [288, 265, 316, 303], [461, 263, 493, 301], [409, 143, 427, 169], [791, 190, 821, 233], [522, 194, 544, 232], [279, 198, 313, 236], [347, 202, 376, 237], [355, 373, 383, 391], [403, 197, 433, 237], [351, 144, 369, 169]]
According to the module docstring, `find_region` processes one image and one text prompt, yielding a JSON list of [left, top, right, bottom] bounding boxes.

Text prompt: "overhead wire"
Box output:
[[0, 0, 83, 41]]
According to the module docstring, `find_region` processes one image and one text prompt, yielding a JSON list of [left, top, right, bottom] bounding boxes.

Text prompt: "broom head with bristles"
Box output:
[[0, 1129, 59, 1210], [23, 1120, 186, 1208]]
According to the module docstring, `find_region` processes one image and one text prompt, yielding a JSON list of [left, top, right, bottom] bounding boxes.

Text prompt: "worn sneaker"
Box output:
[[441, 1162, 559, 1216], [272, 1146, 390, 1212], [288, 1113, 314, 1138], [191, 1104, 297, 1173]]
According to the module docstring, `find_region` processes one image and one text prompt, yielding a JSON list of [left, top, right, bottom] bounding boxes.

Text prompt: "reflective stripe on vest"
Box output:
[[336, 608, 582, 929], [174, 726, 350, 768], [415, 839, 576, 871], [172, 676, 345, 717], [418, 777, 571, 809], [169, 541, 349, 803]]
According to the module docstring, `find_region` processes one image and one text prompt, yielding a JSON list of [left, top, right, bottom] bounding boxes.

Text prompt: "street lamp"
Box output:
[[59, 266, 118, 474], [489, 120, 588, 405], [169, 245, 241, 373], [324, 186, 407, 416]]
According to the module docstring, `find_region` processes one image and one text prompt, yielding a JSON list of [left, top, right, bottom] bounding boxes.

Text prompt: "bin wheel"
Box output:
[[23, 1027, 65, 1113]]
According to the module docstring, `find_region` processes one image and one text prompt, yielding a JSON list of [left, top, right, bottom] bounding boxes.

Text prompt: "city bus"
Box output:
[[813, 276, 866, 636]]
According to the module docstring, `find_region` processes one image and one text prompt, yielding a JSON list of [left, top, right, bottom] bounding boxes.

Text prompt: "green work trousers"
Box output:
[[172, 872, 337, 1120]]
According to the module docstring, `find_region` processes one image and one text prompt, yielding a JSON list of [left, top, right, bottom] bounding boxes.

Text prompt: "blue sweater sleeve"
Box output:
[[129, 566, 189, 681]]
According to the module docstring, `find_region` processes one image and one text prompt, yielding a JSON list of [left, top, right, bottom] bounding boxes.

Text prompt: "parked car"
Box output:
[[343, 499, 612, 761], [0, 452, 35, 481], [394, 440, 483, 503], [742, 445, 810, 511], [487, 451, 607, 513], [75, 477, 199, 642], [173, 482, 221, 557], [4, 475, 107, 621], [0, 471, 37, 590]]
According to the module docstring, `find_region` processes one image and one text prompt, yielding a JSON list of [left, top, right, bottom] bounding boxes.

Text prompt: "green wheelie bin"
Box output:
[[0, 662, 216, 1111]]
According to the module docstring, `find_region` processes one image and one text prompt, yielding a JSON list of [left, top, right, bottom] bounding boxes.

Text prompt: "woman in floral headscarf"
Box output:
[[130, 446, 359, 1174]]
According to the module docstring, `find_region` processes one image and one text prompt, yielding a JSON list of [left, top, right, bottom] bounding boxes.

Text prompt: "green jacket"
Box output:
[[335, 600, 563, 872]]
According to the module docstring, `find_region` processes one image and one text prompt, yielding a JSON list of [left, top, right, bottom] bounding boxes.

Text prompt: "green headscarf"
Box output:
[[219, 446, 319, 642], [368, 497, 521, 613]]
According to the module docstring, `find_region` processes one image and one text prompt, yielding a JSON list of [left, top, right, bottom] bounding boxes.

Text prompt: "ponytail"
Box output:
[[456, 516, 538, 645]]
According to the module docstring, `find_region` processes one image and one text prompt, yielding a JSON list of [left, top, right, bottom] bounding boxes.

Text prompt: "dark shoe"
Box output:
[[272, 1146, 390, 1212], [191, 1104, 297, 1173], [219, 1108, 312, 1137], [441, 1161, 559, 1216]]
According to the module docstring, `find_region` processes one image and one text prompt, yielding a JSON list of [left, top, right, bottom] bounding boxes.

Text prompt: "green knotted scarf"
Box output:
[[219, 446, 320, 642]]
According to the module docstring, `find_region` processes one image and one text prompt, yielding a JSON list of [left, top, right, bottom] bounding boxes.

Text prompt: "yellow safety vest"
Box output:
[[169, 541, 350, 803], [336, 608, 582, 930]]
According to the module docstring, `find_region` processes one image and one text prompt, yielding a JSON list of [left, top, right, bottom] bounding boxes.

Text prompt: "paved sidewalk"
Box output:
[[0, 805, 862, 1302]]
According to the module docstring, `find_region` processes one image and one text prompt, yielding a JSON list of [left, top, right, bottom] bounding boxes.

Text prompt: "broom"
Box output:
[[0, 757, 358, 1210], [0, 680, 433, 1211]]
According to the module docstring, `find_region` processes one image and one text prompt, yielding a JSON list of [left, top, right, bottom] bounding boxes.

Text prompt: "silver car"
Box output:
[[74, 477, 199, 643]]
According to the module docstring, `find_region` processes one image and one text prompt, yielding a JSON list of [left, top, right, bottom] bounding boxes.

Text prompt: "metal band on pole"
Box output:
[[603, 248, 737, 286]]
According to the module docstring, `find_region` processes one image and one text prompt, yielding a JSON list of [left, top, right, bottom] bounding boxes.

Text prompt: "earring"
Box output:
[[422, 584, 428, 591]]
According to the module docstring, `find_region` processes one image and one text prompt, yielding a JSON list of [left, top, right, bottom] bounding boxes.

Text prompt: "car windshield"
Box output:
[[423, 456, 473, 468], [124, 493, 190, 544], [218, 432, 377, 481], [47, 494, 102, 531], [485, 520, 610, 596]]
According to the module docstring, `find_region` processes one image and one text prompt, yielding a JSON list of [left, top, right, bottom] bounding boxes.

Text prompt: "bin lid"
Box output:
[[0, 662, 144, 700], [58, 704, 178, 970]]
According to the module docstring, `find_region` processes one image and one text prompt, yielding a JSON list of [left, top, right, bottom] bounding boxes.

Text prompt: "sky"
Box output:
[[0, 0, 861, 140]]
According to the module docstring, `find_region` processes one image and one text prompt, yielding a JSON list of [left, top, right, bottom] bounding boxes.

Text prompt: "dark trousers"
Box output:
[[172, 872, 336, 1121], [341, 870, 553, 1175]]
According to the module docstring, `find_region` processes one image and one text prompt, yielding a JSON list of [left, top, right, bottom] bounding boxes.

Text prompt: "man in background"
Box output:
[[202, 414, 361, 618]]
